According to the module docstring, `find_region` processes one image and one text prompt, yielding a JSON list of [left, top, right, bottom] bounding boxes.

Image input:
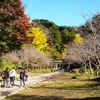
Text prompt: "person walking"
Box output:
[[19, 68, 26, 88], [1, 68, 9, 88], [24, 68, 28, 81], [9, 67, 16, 87]]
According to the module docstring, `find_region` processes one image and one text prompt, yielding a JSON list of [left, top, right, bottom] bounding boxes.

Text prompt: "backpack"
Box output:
[[1, 71, 5, 78], [20, 72, 24, 79]]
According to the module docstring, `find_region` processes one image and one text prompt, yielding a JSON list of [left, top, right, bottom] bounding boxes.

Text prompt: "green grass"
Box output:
[[2, 72, 100, 100]]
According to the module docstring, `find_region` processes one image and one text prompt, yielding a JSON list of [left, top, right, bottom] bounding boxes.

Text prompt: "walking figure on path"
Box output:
[[1, 68, 9, 88], [9, 67, 16, 87], [19, 68, 26, 88], [24, 68, 28, 81]]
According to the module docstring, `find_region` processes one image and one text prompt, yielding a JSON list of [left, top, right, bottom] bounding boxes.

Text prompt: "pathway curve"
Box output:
[[0, 72, 59, 100]]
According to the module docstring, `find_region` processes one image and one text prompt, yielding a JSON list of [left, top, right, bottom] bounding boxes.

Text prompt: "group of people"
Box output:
[[1, 68, 28, 88]]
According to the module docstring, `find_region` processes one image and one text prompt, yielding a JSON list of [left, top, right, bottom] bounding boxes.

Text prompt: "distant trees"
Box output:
[[32, 19, 76, 54], [49, 25, 63, 53], [3, 46, 51, 69], [64, 13, 100, 76], [59, 27, 76, 44]]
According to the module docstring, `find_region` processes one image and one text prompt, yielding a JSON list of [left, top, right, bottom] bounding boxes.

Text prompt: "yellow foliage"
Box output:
[[27, 27, 48, 50], [74, 34, 83, 43]]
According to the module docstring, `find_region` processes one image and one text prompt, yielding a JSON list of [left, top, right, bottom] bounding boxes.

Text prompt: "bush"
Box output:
[[79, 66, 85, 75], [71, 75, 77, 79], [0, 60, 16, 71]]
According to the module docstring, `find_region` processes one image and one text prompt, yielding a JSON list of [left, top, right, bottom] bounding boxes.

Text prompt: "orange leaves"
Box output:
[[0, 0, 33, 55]]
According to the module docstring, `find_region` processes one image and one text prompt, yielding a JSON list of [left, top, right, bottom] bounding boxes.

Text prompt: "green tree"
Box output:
[[49, 25, 63, 53], [61, 29, 75, 44]]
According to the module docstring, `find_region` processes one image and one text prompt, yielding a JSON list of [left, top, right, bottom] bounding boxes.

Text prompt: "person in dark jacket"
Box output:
[[2, 68, 9, 88], [19, 68, 26, 88]]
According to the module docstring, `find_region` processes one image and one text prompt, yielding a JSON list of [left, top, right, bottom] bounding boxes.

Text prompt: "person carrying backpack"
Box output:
[[24, 68, 28, 81], [1, 68, 9, 88], [19, 68, 26, 88], [9, 67, 16, 87]]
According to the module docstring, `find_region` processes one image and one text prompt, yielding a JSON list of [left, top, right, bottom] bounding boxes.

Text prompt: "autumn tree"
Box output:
[[74, 33, 83, 43], [26, 27, 48, 51], [0, 0, 32, 56]]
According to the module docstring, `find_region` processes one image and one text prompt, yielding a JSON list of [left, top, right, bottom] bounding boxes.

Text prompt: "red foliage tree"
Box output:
[[0, 0, 33, 56]]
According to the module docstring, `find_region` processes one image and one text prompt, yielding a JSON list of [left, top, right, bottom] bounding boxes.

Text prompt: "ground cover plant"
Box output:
[[2, 72, 100, 100]]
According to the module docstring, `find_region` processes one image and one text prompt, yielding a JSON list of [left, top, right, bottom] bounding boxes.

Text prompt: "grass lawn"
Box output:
[[2, 72, 100, 100]]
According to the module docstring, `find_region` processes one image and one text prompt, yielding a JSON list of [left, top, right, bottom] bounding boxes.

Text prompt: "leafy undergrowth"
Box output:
[[2, 72, 100, 100]]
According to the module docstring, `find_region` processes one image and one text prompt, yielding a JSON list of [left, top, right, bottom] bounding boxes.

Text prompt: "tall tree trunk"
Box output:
[[84, 64, 87, 72], [96, 65, 99, 76], [88, 58, 93, 75], [96, 57, 100, 76]]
